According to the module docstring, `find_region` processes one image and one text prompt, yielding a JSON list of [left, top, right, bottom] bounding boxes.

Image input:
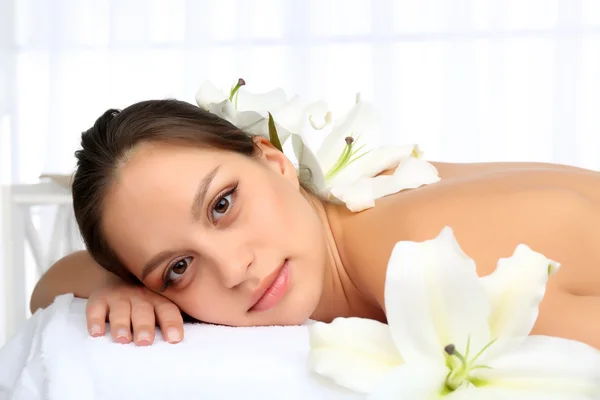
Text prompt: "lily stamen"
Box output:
[[324, 136, 354, 180], [443, 338, 497, 392], [324, 135, 370, 181], [309, 111, 333, 130], [229, 78, 246, 105], [444, 344, 456, 355]]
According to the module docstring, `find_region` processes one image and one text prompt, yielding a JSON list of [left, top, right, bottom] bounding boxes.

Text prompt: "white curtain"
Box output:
[[3, 0, 600, 182], [1, 0, 600, 343]]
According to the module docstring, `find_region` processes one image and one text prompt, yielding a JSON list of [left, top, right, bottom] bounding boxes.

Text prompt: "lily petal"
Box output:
[[308, 318, 403, 394], [292, 133, 327, 191], [232, 110, 268, 135], [371, 156, 441, 198], [194, 81, 228, 110], [479, 244, 561, 354], [276, 97, 330, 135], [236, 87, 287, 112], [384, 227, 491, 365], [201, 99, 238, 123], [445, 387, 590, 400], [368, 363, 448, 400], [316, 100, 380, 174], [328, 178, 375, 212], [476, 335, 600, 398], [330, 155, 441, 212], [329, 144, 421, 187]]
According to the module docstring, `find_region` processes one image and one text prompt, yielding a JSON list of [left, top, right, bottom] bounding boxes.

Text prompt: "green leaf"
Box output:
[[268, 112, 283, 152]]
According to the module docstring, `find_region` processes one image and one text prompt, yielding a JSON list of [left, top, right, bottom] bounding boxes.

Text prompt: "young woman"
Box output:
[[30, 99, 600, 350]]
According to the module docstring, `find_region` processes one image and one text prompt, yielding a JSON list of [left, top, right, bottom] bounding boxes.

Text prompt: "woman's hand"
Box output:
[[86, 283, 184, 346]]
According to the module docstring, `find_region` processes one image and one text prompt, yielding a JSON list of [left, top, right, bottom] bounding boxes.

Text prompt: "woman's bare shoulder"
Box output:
[[429, 160, 599, 180], [338, 162, 600, 312]]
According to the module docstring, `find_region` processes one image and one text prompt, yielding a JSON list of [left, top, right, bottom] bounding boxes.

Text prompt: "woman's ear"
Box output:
[[253, 136, 299, 188]]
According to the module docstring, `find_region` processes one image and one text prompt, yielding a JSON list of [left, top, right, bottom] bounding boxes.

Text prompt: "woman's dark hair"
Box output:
[[72, 99, 282, 284]]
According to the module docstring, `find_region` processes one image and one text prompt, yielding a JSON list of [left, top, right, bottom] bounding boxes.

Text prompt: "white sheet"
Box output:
[[0, 294, 362, 400]]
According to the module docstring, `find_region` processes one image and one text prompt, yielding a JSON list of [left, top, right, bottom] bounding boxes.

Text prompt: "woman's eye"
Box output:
[[167, 257, 192, 282], [212, 192, 232, 220]]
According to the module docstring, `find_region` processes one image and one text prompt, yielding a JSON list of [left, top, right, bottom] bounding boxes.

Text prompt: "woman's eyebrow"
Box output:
[[141, 250, 176, 281], [191, 165, 221, 221]]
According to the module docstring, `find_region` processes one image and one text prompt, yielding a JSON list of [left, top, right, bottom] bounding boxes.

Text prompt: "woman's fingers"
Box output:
[[107, 298, 132, 344], [86, 284, 185, 346], [86, 295, 109, 337], [130, 296, 156, 346], [153, 299, 184, 344]]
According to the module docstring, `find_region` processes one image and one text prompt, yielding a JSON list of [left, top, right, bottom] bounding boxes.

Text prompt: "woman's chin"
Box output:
[[284, 299, 322, 325], [261, 299, 320, 326]]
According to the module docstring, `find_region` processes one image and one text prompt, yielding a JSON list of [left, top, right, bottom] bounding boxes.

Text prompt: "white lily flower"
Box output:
[[195, 80, 328, 145], [196, 81, 440, 211], [308, 226, 600, 399], [292, 95, 440, 212]]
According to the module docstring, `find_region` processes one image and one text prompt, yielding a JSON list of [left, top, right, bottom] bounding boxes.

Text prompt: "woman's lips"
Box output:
[[249, 260, 290, 312]]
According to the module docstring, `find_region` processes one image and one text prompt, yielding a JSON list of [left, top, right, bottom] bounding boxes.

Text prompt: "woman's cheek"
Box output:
[[182, 275, 223, 314], [166, 265, 199, 305]]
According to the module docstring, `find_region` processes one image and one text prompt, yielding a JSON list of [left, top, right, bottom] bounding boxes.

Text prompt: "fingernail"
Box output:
[[137, 330, 151, 345], [90, 324, 103, 337], [116, 328, 130, 343], [166, 327, 181, 343]]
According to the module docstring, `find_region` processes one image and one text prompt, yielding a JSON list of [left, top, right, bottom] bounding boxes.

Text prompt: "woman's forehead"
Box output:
[[116, 142, 239, 186], [112, 145, 223, 202], [122, 141, 228, 169], [102, 145, 221, 266]]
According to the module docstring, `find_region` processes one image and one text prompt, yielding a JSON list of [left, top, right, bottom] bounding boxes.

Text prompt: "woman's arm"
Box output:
[[30, 250, 117, 313]]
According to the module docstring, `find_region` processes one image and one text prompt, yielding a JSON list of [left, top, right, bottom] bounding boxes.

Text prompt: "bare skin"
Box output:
[[329, 161, 600, 349], [30, 141, 600, 350]]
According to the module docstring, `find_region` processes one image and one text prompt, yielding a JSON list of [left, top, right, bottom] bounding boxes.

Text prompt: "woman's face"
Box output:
[[102, 137, 329, 326]]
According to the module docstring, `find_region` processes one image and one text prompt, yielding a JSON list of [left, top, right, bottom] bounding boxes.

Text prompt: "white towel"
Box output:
[[0, 294, 362, 400]]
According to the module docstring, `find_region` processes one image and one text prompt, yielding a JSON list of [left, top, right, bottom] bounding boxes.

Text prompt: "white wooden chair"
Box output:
[[1, 181, 81, 343]]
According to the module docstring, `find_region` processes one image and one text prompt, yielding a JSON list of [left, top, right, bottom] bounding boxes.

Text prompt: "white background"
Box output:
[[1, 0, 600, 345]]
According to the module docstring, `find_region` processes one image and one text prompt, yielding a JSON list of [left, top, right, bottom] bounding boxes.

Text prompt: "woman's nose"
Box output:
[[210, 242, 253, 289]]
